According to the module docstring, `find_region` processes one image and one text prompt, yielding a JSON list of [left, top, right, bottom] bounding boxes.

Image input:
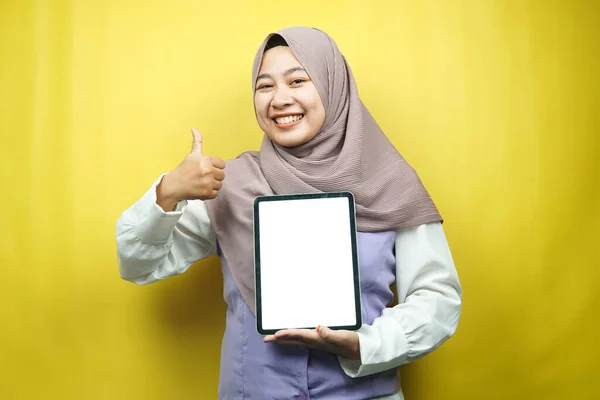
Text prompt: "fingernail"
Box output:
[[316, 325, 322, 333]]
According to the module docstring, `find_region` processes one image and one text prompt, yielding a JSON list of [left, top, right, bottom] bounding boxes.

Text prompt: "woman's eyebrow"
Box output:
[[256, 67, 307, 82], [284, 67, 307, 76]]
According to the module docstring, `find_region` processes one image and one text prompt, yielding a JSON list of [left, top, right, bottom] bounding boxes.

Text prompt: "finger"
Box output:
[[316, 325, 345, 346], [317, 326, 360, 359], [275, 329, 320, 342], [209, 156, 226, 169], [273, 329, 307, 339], [213, 168, 225, 181], [263, 335, 276, 343], [213, 180, 223, 191], [190, 128, 203, 154], [201, 188, 219, 200]]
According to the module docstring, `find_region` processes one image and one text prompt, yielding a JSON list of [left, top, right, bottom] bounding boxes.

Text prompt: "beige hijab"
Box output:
[[205, 26, 442, 314]]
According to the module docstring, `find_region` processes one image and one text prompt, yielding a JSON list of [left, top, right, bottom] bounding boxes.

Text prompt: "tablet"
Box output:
[[253, 192, 362, 335]]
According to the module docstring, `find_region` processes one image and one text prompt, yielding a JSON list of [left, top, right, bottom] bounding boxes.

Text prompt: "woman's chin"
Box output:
[[269, 131, 312, 148]]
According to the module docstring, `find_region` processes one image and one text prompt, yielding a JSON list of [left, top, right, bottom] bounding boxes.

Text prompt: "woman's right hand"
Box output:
[[156, 128, 226, 211]]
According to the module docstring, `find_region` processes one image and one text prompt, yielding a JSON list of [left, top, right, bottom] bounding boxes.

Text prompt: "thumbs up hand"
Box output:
[[156, 128, 226, 211]]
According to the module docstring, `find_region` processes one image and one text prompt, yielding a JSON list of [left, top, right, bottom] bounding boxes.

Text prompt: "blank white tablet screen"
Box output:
[[257, 196, 358, 331]]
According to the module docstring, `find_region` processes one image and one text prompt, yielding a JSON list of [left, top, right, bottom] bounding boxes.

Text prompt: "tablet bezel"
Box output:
[[253, 192, 362, 335]]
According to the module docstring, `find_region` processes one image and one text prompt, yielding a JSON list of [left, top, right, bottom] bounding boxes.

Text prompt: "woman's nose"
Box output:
[[271, 87, 294, 108]]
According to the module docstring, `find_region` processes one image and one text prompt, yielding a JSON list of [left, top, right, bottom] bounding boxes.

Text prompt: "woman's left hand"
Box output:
[[264, 325, 361, 360]]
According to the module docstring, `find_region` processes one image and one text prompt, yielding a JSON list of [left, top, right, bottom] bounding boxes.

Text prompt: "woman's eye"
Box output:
[[291, 79, 305, 85], [257, 84, 272, 90]]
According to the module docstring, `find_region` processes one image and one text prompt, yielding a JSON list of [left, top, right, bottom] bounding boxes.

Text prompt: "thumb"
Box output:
[[190, 128, 203, 154], [316, 325, 333, 341], [317, 325, 355, 350]]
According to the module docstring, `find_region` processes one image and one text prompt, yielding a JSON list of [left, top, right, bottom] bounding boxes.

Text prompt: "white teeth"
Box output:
[[275, 114, 303, 124]]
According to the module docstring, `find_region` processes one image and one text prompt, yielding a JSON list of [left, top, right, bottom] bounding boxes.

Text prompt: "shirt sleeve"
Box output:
[[115, 174, 217, 285], [338, 222, 462, 377]]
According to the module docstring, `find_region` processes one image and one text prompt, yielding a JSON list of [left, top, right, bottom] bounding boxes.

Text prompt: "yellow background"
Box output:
[[1, 0, 599, 399]]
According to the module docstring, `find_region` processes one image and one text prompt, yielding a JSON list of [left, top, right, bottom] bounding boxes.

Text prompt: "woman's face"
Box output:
[[254, 46, 326, 148]]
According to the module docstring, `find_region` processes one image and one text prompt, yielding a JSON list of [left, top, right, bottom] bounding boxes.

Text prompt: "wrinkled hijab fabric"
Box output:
[[205, 27, 442, 314]]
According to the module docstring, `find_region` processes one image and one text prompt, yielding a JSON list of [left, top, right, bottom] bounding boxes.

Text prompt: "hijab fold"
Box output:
[[205, 27, 442, 314]]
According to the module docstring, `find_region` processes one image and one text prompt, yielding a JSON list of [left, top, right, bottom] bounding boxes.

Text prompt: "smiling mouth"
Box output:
[[272, 114, 304, 125]]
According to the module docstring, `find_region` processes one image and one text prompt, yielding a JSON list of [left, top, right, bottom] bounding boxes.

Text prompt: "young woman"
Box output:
[[116, 26, 462, 400]]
